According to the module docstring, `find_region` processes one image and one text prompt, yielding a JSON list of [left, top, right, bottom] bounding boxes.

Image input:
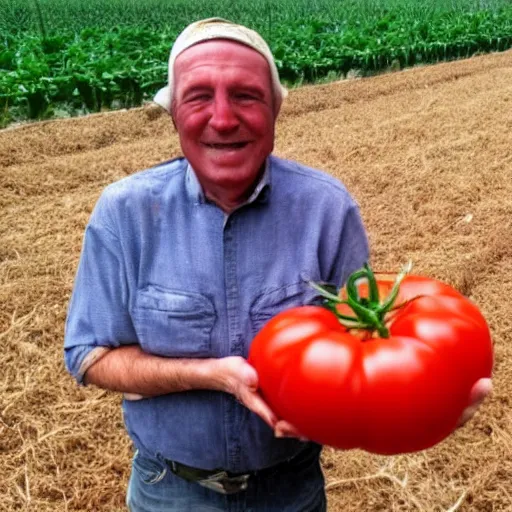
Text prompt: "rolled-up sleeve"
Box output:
[[333, 202, 370, 287], [318, 187, 369, 290], [64, 193, 137, 384]]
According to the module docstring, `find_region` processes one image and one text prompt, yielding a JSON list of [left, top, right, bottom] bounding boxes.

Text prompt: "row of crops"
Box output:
[[1, 0, 512, 127]]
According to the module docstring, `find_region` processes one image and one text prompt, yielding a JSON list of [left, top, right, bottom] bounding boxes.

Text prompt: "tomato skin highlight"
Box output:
[[248, 274, 493, 454], [248, 306, 341, 409]]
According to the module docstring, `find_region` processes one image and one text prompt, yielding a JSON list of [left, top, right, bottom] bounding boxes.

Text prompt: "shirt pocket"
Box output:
[[132, 286, 216, 357], [250, 281, 317, 337]]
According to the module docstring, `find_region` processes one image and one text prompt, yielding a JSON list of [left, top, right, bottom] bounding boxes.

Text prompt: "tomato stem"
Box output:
[[310, 261, 413, 339], [364, 263, 381, 306], [376, 261, 412, 315]]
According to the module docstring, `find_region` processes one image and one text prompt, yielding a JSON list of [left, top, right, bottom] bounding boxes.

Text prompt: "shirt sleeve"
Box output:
[[64, 192, 138, 384], [327, 201, 370, 288]]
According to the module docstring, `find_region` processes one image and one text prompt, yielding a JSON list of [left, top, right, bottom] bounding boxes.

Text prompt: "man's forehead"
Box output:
[[173, 40, 273, 95], [175, 39, 269, 69]]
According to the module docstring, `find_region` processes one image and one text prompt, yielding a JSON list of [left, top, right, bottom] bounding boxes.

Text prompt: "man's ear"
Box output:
[[273, 101, 282, 119], [170, 99, 178, 130], [272, 88, 283, 119]]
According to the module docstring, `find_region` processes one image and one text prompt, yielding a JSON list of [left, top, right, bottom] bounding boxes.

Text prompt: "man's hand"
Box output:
[[214, 357, 308, 441], [214, 356, 278, 429], [457, 377, 493, 428], [274, 420, 308, 441]]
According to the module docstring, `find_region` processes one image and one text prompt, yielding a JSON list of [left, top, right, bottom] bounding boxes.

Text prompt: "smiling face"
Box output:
[[171, 40, 277, 211]]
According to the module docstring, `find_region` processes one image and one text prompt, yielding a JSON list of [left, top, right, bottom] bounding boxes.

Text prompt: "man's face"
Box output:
[[172, 40, 277, 203]]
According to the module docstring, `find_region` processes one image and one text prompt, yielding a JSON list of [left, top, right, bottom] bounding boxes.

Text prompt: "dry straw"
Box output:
[[1, 49, 511, 511]]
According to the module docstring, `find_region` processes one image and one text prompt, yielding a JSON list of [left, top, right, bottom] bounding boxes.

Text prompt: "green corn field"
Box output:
[[1, 0, 511, 126]]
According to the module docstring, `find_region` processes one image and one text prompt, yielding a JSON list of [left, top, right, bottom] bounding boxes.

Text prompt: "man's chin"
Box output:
[[206, 152, 251, 168], [203, 170, 261, 197]]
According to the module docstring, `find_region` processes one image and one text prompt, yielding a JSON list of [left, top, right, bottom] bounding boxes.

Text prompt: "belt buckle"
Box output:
[[198, 471, 250, 495]]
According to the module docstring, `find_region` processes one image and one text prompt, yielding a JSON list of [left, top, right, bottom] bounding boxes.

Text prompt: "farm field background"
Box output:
[[1, 0, 512, 126], [1, 47, 512, 510]]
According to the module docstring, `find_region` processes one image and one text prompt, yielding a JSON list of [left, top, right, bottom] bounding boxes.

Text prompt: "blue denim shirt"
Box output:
[[64, 155, 369, 472]]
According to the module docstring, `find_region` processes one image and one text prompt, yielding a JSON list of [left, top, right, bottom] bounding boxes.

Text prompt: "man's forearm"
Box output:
[[84, 345, 225, 396], [84, 346, 279, 428]]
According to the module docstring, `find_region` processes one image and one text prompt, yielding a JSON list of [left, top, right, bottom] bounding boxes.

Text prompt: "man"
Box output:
[[64, 18, 491, 512]]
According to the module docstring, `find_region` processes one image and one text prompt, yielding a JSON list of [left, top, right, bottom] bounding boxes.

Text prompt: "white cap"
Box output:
[[153, 18, 288, 113]]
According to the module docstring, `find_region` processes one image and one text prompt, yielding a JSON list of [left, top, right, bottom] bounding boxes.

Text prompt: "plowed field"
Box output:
[[1, 50, 511, 511]]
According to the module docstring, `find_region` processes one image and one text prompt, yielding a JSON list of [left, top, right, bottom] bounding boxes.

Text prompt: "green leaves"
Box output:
[[0, 26, 172, 124], [1, 1, 512, 126]]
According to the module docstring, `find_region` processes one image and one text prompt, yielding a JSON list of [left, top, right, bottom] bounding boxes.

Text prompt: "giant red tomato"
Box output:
[[248, 265, 493, 454]]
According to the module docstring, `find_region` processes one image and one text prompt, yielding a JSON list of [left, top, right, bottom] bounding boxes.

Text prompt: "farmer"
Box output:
[[64, 18, 491, 511]]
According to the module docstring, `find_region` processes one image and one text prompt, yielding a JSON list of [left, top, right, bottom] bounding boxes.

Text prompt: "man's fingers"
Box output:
[[457, 378, 493, 428], [220, 356, 280, 429], [469, 378, 492, 406], [238, 387, 277, 429], [274, 420, 308, 441]]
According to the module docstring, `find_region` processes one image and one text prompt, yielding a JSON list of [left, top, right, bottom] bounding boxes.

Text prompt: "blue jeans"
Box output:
[[126, 443, 326, 511]]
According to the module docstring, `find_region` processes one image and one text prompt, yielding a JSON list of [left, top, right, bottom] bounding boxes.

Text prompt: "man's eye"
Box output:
[[187, 94, 211, 102], [235, 93, 257, 101]]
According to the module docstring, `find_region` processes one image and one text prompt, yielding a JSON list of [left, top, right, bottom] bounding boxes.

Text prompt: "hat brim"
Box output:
[[153, 85, 171, 112]]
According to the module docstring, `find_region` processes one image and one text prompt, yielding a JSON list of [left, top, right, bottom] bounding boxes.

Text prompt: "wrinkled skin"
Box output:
[[249, 275, 494, 454]]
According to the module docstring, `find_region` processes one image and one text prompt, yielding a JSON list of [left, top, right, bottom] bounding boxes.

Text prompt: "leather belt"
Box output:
[[166, 459, 250, 494], [165, 443, 315, 495]]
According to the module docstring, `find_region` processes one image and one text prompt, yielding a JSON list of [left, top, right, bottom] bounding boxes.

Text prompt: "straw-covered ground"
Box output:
[[1, 49, 511, 511]]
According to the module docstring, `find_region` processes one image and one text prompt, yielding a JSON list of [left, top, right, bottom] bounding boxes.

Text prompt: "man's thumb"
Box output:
[[241, 362, 259, 391]]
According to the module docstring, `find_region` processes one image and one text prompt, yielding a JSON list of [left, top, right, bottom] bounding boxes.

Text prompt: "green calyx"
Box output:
[[309, 261, 412, 338]]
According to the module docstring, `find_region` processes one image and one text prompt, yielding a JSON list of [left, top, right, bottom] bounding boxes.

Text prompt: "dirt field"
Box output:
[[1, 49, 511, 511]]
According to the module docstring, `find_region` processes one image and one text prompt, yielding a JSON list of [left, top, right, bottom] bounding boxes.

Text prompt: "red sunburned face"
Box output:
[[172, 40, 276, 210]]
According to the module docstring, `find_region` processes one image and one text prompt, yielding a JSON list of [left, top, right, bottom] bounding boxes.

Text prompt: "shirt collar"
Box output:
[[185, 158, 271, 208]]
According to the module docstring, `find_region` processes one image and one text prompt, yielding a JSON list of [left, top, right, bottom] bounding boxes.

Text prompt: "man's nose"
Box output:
[[209, 94, 239, 132]]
